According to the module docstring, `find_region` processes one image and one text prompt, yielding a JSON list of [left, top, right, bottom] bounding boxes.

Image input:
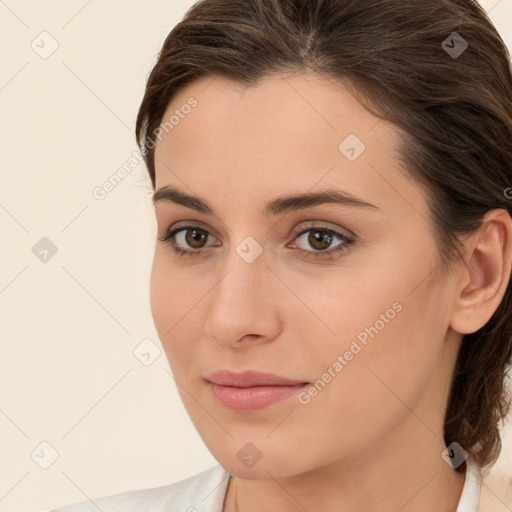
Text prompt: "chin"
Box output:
[[205, 438, 311, 480]]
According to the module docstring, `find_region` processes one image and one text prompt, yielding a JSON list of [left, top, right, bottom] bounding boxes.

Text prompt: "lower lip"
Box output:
[[207, 382, 308, 411]]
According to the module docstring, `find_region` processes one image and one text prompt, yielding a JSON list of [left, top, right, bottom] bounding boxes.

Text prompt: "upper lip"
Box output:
[[205, 370, 308, 387]]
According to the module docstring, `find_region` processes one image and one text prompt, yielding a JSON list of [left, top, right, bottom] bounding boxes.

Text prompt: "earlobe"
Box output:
[[450, 209, 512, 335]]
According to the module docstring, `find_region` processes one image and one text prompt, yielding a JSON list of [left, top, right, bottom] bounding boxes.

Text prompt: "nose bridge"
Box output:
[[204, 244, 281, 346], [214, 225, 270, 299], [213, 244, 270, 315]]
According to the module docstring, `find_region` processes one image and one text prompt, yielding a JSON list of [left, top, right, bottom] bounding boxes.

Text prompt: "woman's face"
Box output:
[[150, 71, 462, 478]]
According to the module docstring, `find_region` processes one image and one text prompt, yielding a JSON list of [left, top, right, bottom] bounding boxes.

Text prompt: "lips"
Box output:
[[206, 369, 308, 387], [205, 370, 309, 411]]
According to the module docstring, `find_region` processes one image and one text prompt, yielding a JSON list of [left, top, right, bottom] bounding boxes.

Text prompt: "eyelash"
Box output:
[[158, 222, 356, 261]]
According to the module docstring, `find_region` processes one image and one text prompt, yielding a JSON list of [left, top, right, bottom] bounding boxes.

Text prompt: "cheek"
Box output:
[[149, 254, 209, 370], [307, 236, 444, 367], [337, 309, 441, 435], [283, 324, 431, 470], [149, 256, 190, 356], [296, 255, 445, 421], [149, 258, 174, 338]]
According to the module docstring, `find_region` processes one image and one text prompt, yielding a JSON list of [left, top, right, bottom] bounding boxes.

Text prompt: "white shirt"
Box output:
[[47, 458, 481, 512]]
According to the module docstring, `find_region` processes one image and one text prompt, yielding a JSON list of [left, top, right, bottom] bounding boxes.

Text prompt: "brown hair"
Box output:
[[135, 0, 512, 475]]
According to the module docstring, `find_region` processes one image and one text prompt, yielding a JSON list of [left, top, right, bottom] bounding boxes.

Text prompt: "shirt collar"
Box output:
[[456, 458, 482, 512]]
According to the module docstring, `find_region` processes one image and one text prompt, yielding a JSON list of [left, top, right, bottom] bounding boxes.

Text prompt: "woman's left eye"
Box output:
[[289, 225, 355, 259], [157, 223, 356, 260]]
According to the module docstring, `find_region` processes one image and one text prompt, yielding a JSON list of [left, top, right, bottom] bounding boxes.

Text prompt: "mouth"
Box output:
[[205, 370, 310, 411]]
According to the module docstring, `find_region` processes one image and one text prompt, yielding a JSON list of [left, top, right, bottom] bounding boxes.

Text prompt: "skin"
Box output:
[[150, 70, 512, 512]]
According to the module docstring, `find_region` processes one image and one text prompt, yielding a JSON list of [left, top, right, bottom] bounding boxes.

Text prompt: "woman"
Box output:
[[49, 0, 512, 510]]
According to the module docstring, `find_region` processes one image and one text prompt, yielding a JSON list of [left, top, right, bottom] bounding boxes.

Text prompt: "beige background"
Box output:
[[0, 1, 511, 511]]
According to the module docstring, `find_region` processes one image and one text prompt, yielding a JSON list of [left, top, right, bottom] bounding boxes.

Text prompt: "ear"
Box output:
[[450, 209, 512, 335]]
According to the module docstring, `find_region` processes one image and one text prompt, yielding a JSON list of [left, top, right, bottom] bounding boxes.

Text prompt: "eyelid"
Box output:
[[160, 220, 220, 240], [291, 220, 356, 241]]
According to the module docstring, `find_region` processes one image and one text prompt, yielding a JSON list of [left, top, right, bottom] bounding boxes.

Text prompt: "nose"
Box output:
[[203, 250, 282, 349]]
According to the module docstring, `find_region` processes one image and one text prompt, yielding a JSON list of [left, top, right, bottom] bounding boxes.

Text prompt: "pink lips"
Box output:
[[205, 370, 309, 411]]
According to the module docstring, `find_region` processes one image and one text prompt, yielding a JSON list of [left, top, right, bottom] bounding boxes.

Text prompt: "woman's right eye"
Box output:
[[158, 225, 219, 257]]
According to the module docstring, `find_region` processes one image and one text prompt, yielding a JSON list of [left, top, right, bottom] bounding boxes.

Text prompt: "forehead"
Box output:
[[153, 72, 426, 222], [157, 71, 387, 154]]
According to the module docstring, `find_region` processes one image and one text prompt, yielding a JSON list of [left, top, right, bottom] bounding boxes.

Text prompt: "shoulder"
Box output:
[[46, 464, 231, 512]]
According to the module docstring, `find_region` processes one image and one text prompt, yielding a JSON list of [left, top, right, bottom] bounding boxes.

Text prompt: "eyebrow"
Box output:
[[152, 185, 380, 216]]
